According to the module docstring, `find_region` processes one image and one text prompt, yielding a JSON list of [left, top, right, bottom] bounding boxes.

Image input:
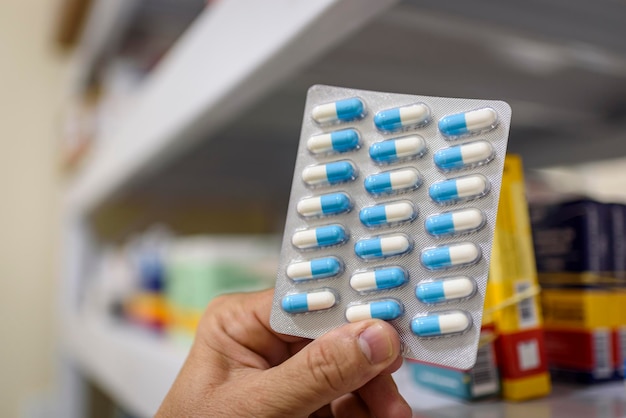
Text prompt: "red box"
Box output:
[[544, 328, 613, 379], [496, 328, 549, 380]]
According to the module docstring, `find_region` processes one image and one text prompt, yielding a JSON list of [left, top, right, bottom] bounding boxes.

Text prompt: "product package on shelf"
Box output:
[[270, 85, 512, 369], [165, 236, 279, 343], [531, 198, 625, 382], [409, 324, 500, 400], [123, 227, 171, 331], [487, 155, 551, 400]]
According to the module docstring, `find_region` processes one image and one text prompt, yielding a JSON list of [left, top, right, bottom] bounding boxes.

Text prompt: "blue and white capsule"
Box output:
[[292, 224, 348, 250], [369, 135, 426, 164], [345, 300, 404, 323], [429, 175, 489, 204], [374, 103, 430, 132], [302, 160, 356, 187], [364, 168, 421, 196], [281, 289, 337, 314], [350, 267, 408, 292], [438, 107, 498, 138], [312, 98, 365, 125], [421, 242, 481, 270], [286, 257, 343, 282], [355, 234, 412, 260], [359, 201, 416, 228], [433, 141, 494, 171], [297, 193, 352, 218], [425, 208, 486, 237], [307, 129, 360, 155], [411, 310, 472, 337], [416, 277, 477, 304]]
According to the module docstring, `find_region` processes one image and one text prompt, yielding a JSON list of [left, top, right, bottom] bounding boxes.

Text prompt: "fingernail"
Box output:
[[358, 323, 393, 364]]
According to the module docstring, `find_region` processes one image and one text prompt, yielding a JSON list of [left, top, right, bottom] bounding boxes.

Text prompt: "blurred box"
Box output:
[[488, 155, 551, 400], [409, 325, 500, 400], [531, 198, 625, 382], [531, 199, 613, 287], [164, 236, 279, 342]]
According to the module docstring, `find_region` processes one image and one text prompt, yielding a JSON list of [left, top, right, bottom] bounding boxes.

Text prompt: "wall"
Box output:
[[0, 0, 69, 416]]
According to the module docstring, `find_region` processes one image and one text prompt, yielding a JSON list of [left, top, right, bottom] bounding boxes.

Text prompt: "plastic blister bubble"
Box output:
[[270, 85, 511, 370]]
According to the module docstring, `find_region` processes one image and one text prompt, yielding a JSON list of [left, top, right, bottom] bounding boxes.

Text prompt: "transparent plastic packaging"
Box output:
[[369, 134, 427, 165], [411, 310, 473, 338], [415, 276, 477, 304], [429, 174, 491, 205], [350, 266, 409, 293], [359, 200, 417, 229], [420, 242, 482, 271], [346, 299, 404, 322], [270, 85, 511, 370], [438, 107, 499, 139], [424, 208, 486, 237], [434, 140, 495, 172]]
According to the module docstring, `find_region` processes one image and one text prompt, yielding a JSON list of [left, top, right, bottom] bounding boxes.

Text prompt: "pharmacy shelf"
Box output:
[[394, 365, 626, 418], [69, 0, 141, 91], [61, 315, 188, 418], [61, 0, 626, 416], [62, 319, 626, 418], [66, 0, 399, 215], [66, 0, 626, 217]]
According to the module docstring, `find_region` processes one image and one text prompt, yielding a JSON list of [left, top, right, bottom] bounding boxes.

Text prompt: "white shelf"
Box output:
[[66, 0, 399, 215], [394, 365, 626, 418], [69, 0, 141, 91], [62, 320, 626, 418], [61, 315, 188, 417]]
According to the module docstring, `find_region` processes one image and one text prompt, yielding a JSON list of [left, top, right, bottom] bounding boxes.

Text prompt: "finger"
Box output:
[[196, 290, 308, 368], [357, 374, 412, 418], [257, 319, 402, 417], [381, 354, 404, 375], [309, 404, 333, 418], [331, 393, 371, 418]]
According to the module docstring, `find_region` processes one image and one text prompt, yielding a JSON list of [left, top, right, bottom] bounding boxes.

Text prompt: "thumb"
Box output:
[[262, 320, 401, 417]]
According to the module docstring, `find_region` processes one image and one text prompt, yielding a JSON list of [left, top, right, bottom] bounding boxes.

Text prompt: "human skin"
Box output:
[[156, 289, 412, 417]]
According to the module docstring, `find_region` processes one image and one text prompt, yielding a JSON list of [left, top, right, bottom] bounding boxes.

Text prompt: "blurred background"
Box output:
[[1, 0, 626, 417]]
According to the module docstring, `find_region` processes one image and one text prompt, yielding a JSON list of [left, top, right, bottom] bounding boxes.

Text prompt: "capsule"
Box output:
[[359, 201, 416, 228], [433, 141, 494, 171], [369, 135, 426, 164], [281, 290, 337, 314], [307, 129, 360, 155], [297, 193, 352, 218], [374, 103, 430, 132], [346, 300, 404, 322], [286, 257, 343, 282], [364, 168, 421, 196], [355, 234, 411, 260], [438, 107, 498, 138], [421, 242, 481, 270], [416, 277, 476, 304], [411, 311, 472, 337], [292, 225, 347, 250], [312, 98, 365, 124], [425, 208, 486, 237], [429, 175, 489, 204], [302, 161, 356, 187], [350, 267, 408, 292]]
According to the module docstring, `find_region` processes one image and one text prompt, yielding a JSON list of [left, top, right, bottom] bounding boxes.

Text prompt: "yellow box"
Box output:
[[541, 288, 612, 329], [488, 155, 543, 333], [501, 372, 551, 402]]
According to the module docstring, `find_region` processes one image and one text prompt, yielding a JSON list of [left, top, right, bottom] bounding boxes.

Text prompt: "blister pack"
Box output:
[[270, 85, 511, 369]]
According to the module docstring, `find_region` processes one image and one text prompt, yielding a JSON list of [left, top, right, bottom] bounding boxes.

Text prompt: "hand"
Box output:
[[157, 289, 412, 417]]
